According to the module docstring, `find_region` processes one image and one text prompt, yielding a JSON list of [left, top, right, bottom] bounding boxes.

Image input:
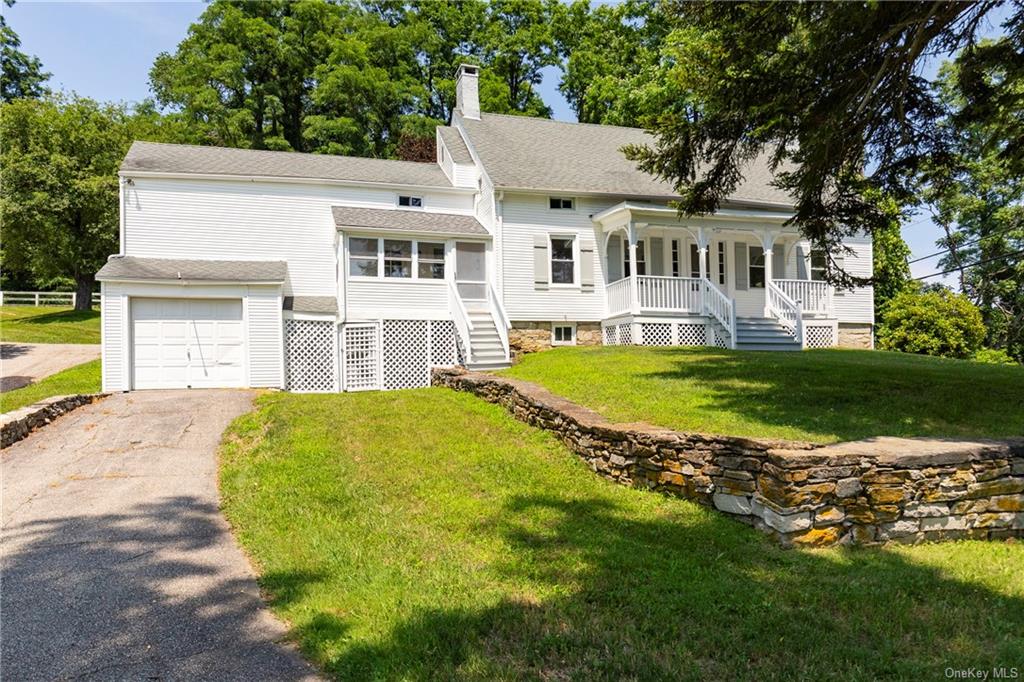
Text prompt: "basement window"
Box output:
[[549, 197, 574, 210], [552, 323, 576, 346], [398, 195, 423, 208]]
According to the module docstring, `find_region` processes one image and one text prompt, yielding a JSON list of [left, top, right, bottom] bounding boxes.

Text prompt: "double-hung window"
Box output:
[[716, 242, 726, 285], [349, 237, 446, 280], [749, 245, 766, 288], [810, 249, 828, 282], [550, 236, 576, 285], [623, 238, 646, 276]]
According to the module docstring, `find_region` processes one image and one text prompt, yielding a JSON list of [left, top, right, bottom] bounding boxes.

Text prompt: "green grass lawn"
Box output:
[[0, 359, 102, 413], [0, 305, 101, 344], [220, 389, 1024, 681], [501, 346, 1024, 443]]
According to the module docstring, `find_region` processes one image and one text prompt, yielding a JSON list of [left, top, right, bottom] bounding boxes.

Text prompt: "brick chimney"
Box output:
[[455, 64, 480, 120]]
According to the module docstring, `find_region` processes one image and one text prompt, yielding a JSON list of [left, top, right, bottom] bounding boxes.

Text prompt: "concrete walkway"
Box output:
[[1, 390, 320, 681], [1, 342, 101, 392]]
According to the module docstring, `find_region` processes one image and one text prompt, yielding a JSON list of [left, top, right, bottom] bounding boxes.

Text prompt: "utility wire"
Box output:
[[907, 223, 1023, 265], [914, 248, 1024, 280]]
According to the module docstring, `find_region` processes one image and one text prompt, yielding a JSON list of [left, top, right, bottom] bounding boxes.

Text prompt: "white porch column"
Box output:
[[628, 221, 641, 315], [696, 227, 710, 281], [760, 230, 778, 317]]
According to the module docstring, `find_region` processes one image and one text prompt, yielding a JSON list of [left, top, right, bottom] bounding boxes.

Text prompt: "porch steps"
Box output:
[[466, 311, 511, 371], [734, 316, 801, 351]]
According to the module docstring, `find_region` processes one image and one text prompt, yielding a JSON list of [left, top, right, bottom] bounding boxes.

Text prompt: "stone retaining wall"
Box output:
[[1, 394, 107, 448], [432, 368, 1024, 547]]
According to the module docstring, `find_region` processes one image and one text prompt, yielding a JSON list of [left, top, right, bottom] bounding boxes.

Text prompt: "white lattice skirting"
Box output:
[[339, 319, 459, 392], [603, 322, 713, 347], [804, 324, 837, 349], [285, 319, 338, 393]]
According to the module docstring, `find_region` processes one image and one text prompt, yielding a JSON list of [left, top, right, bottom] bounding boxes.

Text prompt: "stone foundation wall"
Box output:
[[838, 322, 874, 349], [1, 394, 107, 448], [509, 321, 601, 355], [432, 368, 1023, 547]]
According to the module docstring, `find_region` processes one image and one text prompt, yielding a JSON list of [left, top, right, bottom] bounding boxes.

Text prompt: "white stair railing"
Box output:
[[766, 282, 804, 347], [606, 276, 632, 317], [447, 280, 475, 364], [701, 278, 736, 348], [487, 282, 511, 362]]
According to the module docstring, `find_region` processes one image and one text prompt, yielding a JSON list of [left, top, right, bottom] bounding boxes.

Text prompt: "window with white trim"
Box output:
[[398, 195, 423, 208], [348, 236, 446, 280], [552, 323, 576, 346], [671, 239, 680, 277], [810, 249, 827, 282], [716, 241, 726, 285], [623, 238, 646, 276], [549, 197, 574, 210], [749, 245, 766, 288], [550, 236, 576, 285]]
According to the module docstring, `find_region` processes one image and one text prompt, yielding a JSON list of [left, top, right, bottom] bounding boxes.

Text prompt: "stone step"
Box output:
[[465, 360, 512, 371]]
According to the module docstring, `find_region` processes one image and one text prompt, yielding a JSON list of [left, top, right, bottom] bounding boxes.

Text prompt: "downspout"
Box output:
[[495, 190, 504, 294], [118, 177, 128, 255]]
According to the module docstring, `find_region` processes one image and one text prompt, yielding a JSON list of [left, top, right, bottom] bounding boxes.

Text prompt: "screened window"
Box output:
[[810, 249, 828, 282], [398, 195, 423, 208], [717, 242, 726, 285], [551, 236, 576, 284], [749, 245, 766, 288], [549, 197, 574, 210], [383, 239, 412, 278], [552, 324, 576, 346], [349, 237, 379, 277], [623, 239, 646, 276], [417, 241, 446, 279]]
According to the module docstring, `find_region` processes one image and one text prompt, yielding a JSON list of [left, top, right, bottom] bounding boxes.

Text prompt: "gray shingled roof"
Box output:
[[332, 206, 489, 235], [122, 141, 454, 188], [458, 113, 794, 206], [283, 296, 338, 314], [437, 127, 473, 164], [97, 256, 287, 282]]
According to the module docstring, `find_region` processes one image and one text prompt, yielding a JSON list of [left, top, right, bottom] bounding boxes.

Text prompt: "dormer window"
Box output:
[[398, 195, 423, 208], [549, 197, 574, 210]]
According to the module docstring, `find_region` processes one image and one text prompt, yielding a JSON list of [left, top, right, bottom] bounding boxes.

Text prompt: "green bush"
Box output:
[[972, 348, 1019, 365], [877, 289, 986, 359]]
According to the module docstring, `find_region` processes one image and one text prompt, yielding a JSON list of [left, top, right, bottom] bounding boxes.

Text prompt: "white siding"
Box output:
[[101, 282, 128, 392], [501, 193, 609, 321], [832, 237, 874, 324], [346, 280, 449, 320], [246, 285, 284, 387], [123, 177, 473, 297]]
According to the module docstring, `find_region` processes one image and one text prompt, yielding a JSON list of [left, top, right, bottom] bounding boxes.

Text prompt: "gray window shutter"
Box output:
[[833, 250, 845, 296], [533, 234, 549, 290], [772, 248, 785, 280], [648, 237, 664, 276], [581, 242, 595, 289], [796, 245, 808, 279], [607, 235, 622, 281], [734, 243, 748, 290]]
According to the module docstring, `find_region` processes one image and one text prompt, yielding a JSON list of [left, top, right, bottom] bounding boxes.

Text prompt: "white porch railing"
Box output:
[[701, 278, 736, 348], [636, 276, 702, 313], [487, 282, 511, 362], [775, 279, 833, 317], [447, 280, 474, 362], [606, 277, 632, 317], [0, 291, 101, 306], [767, 282, 804, 346]]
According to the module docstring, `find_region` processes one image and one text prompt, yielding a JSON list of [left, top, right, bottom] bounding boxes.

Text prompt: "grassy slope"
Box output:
[[501, 346, 1024, 443], [0, 360, 102, 413], [0, 306, 101, 344], [220, 389, 1024, 681]]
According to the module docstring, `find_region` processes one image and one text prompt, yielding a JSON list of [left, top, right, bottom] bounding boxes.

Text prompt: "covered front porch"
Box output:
[[593, 202, 838, 350]]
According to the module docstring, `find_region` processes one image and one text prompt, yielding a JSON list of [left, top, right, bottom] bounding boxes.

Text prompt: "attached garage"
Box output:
[[131, 298, 245, 389], [97, 256, 291, 392]]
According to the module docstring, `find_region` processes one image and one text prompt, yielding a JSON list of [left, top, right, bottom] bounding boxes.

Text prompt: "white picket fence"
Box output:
[[0, 291, 101, 306]]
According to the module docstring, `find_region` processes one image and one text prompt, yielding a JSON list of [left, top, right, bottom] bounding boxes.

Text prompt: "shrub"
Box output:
[[877, 289, 986, 359], [972, 348, 1018, 365]]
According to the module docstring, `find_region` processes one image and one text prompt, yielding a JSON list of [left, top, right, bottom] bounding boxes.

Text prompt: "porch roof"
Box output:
[[591, 201, 794, 229]]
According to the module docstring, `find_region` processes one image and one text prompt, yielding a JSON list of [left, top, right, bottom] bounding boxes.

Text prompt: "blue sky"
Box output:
[[6, 1, 1009, 283]]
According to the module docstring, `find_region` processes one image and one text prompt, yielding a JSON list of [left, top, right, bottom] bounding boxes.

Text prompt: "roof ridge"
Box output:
[[477, 111, 651, 135], [128, 140, 439, 168]]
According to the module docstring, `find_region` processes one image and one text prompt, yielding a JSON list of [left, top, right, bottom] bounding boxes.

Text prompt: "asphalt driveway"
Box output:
[[1, 342, 101, 392], [1, 390, 320, 681]]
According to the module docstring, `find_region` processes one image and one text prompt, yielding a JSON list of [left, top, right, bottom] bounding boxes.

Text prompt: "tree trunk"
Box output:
[[74, 274, 95, 312]]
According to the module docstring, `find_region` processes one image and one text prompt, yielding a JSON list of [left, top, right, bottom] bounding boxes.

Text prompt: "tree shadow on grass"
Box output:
[[1, 496, 319, 681], [14, 308, 101, 326], [641, 347, 1024, 441], [317, 494, 1023, 680]]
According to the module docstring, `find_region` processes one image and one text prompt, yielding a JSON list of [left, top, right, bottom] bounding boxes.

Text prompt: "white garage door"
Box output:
[[132, 298, 245, 389]]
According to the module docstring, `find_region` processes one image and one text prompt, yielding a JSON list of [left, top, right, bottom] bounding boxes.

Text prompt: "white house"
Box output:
[[97, 64, 874, 393]]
